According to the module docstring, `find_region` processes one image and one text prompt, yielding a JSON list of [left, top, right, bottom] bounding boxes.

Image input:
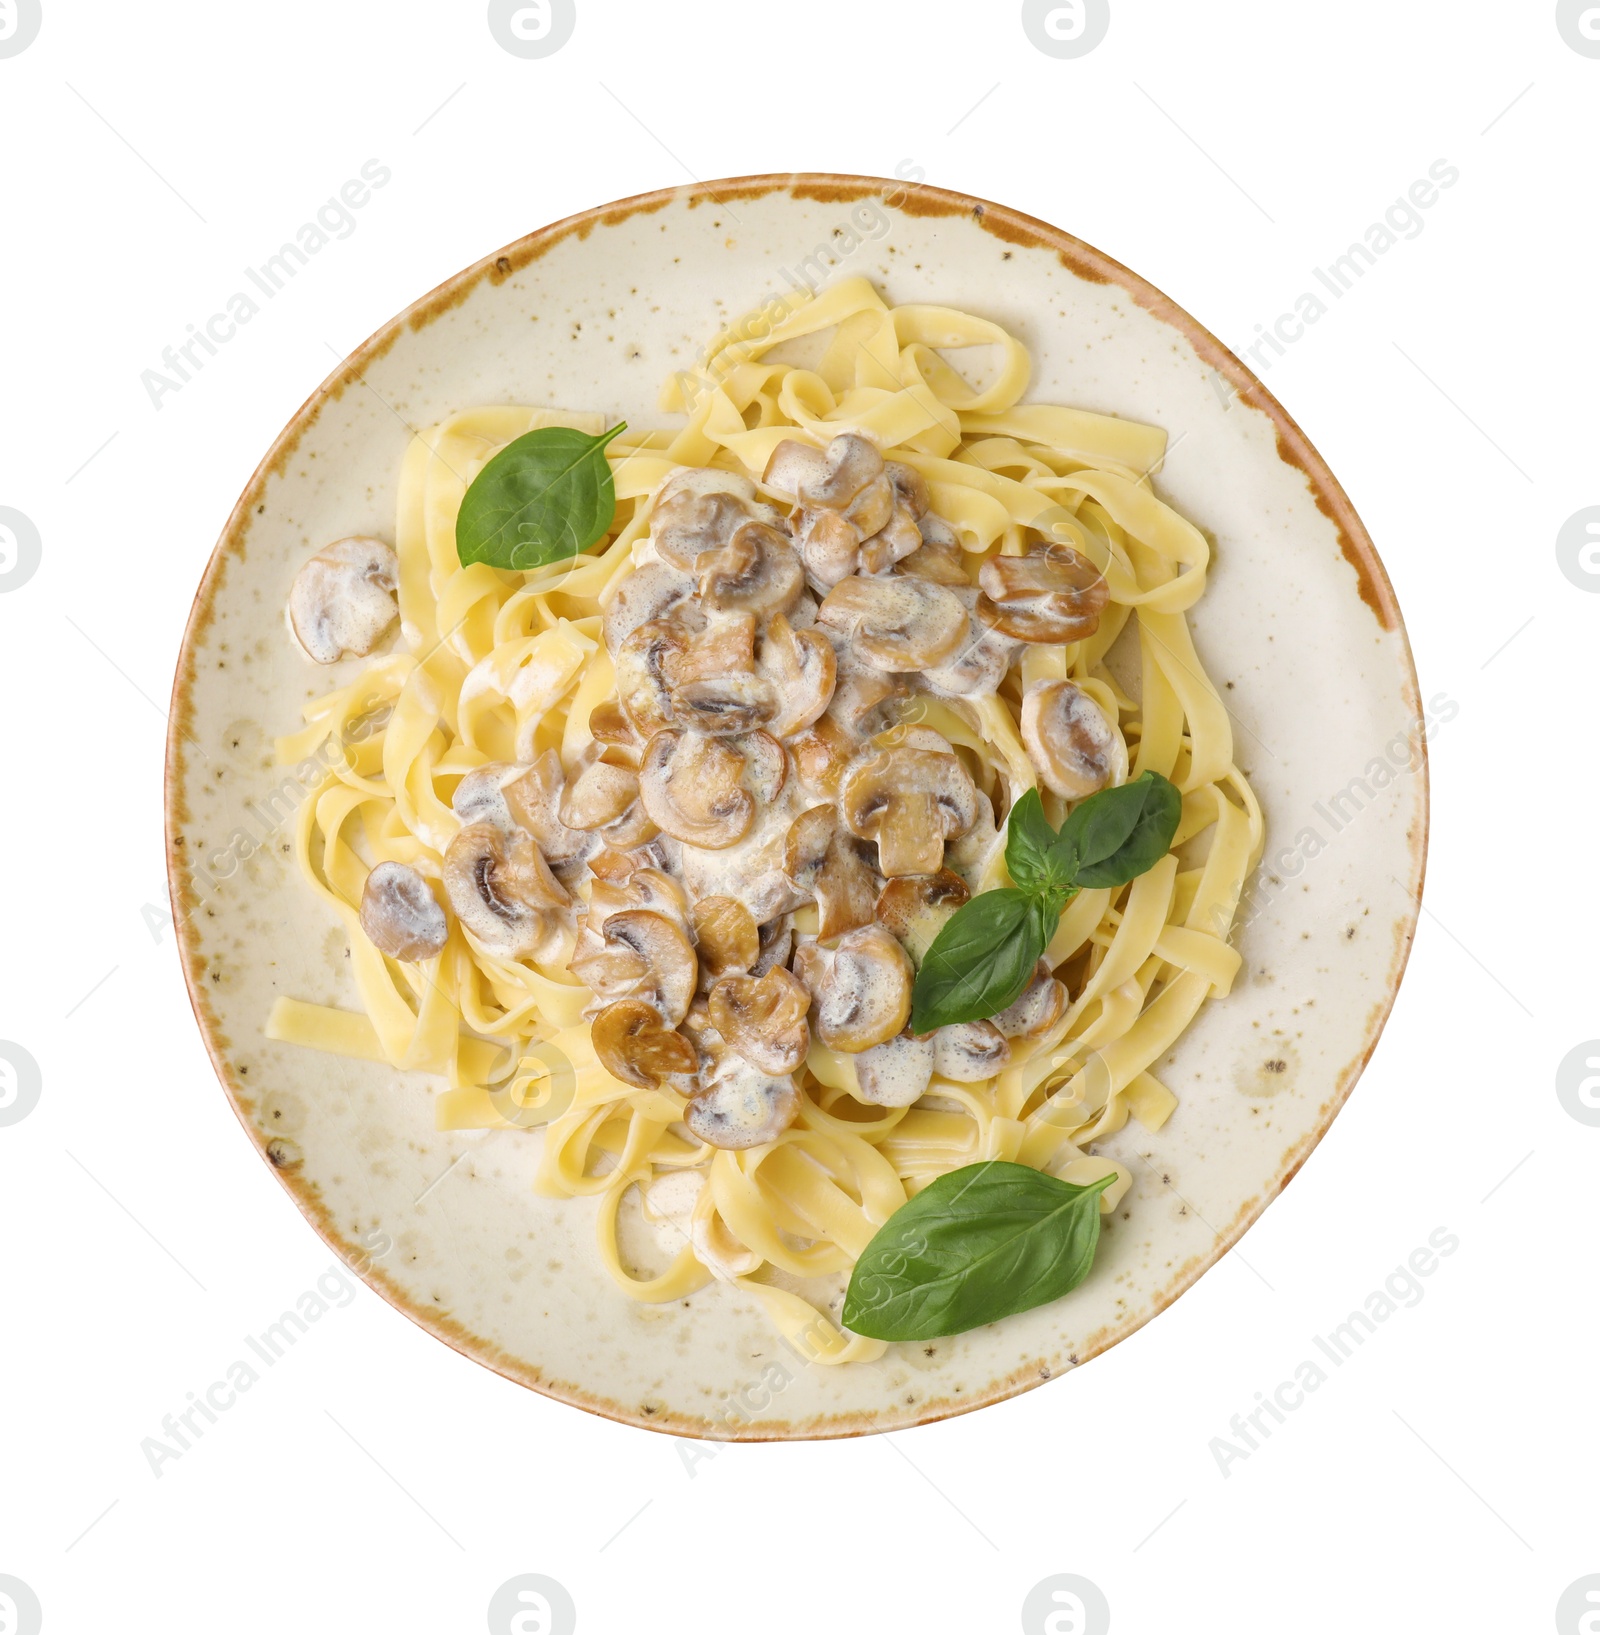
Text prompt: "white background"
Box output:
[[2, 2, 1595, 1631]]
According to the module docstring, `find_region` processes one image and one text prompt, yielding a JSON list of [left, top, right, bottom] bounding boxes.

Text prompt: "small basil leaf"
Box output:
[[910, 889, 1047, 1032], [842, 1161, 1116, 1341], [1060, 770, 1181, 889], [1004, 787, 1073, 895], [455, 422, 626, 572]]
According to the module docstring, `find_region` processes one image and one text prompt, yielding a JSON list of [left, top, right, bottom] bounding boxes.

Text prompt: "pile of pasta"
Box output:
[[269, 276, 1263, 1363]]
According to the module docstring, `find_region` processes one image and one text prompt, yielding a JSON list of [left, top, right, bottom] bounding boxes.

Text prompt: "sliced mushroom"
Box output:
[[875, 869, 969, 963], [818, 575, 967, 671], [757, 614, 836, 738], [788, 713, 860, 799], [751, 914, 794, 978], [824, 645, 908, 735], [638, 728, 784, 849], [584, 863, 689, 937], [697, 521, 804, 617], [884, 461, 929, 519], [1020, 679, 1123, 800], [839, 745, 979, 877], [794, 507, 862, 592], [287, 537, 398, 664], [921, 588, 1021, 699], [359, 861, 448, 961], [793, 923, 914, 1053], [591, 999, 697, 1089], [489, 753, 599, 877], [932, 1020, 1010, 1082], [443, 821, 568, 959], [684, 1058, 800, 1150], [559, 755, 657, 849], [615, 617, 689, 739], [764, 432, 878, 508], [649, 468, 778, 570], [692, 895, 759, 978], [978, 541, 1109, 643], [784, 804, 880, 942], [568, 908, 697, 1025], [944, 788, 999, 885], [667, 613, 775, 736], [853, 1029, 935, 1107], [858, 505, 925, 575], [602, 559, 697, 655], [708, 968, 811, 1076], [897, 529, 970, 586], [588, 700, 638, 752], [992, 962, 1069, 1039]]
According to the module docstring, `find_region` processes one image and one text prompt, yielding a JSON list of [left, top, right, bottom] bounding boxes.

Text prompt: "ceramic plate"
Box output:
[[165, 174, 1427, 1439]]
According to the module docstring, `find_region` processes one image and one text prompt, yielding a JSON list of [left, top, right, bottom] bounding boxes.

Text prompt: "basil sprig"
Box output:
[[910, 771, 1181, 1032], [842, 1161, 1115, 1340], [455, 422, 626, 571]]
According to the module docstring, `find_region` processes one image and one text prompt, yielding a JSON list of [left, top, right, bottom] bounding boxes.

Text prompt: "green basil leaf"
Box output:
[[1060, 770, 1181, 889], [455, 422, 626, 572], [910, 889, 1048, 1032], [1004, 787, 1075, 895], [842, 1161, 1115, 1340]]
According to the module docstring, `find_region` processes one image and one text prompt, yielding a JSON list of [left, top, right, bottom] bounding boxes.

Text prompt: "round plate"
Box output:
[[165, 174, 1427, 1439]]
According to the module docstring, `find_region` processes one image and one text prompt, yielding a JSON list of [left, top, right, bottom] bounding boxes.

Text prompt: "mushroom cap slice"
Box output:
[[784, 804, 880, 942], [708, 968, 811, 1076], [591, 999, 697, 1089], [443, 821, 568, 959], [758, 615, 837, 738], [650, 467, 770, 570], [817, 575, 967, 671], [1020, 679, 1123, 800], [615, 617, 689, 739], [667, 612, 774, 736], [875, 869, 970, 964], [602, 558, 696, 655], [993, 963, 1069, 1039], [897, 531, 971, 586], [684, 1060, 800, 1151], [697, 520, 804, 617], [761, 438, 830, 499], [794, 923, 913, 1053], [559, 756, 658, 849], [795, 508, 862, 593], [359, 861, 448, 962], [884, 461, 930, 520], [287, 536, 398, 664], [921, 589, 1021, 700], [978, 541, 1109, 643], [853, 1029, 935, 1107], [788, 713, 860, 799], [638, 729, 768, 850], [692, 895, 760, 978], [858, 505, 924, 575], [568, 907, 697, 1025], [839, 745, 980, 877], [801, 432, 884, 508], [932, 1020, 1011, 1082]]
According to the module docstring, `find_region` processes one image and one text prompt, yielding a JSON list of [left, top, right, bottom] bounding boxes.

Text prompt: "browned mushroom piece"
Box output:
[[451, 754, 596, 878], [287, 537, 399, 664], [875, 869, 970, 964], [944, 788, 999, 885], [558, 753, 658, 849], [784, 805, 881, 942], [823, 646, 908, 735], [638, 728, 785, 849], [667, 613, 775, 736], [817, 575, 967, 672], [932, 1020, 1010, 1082], [708, 968, 811, 1076], [568, 908, 698, 1025], [853, 1029, 936, 1107], [897, 524, 970, 586], [992, 962, 1069, 1039], [1019, 679, 1123, 799], [697, 520, 804, 618], [922, 589, 1021, 700], [650, 468, 779, 570], [793, 507, 862, 592], [587, 700, 638, 752], [751, 914, 794, 978], [584, 863, 688, 935], [977, 540, 1109, 643], [757, 614, 837, 737], [858, 506, 925, 575], [615, 617, 689, 739], [692, 895, 760, 979], [602, 558, 697, 655], [839, 745, 980, 877], [359, 861, 448, 961], [884, 461, 929, 519], [683, 1060, 800, 1150], [787, 713, 860, 799], [793, 923, 914, 1052], [591, 999, 698, 1088], [442, 821, 569, 959]]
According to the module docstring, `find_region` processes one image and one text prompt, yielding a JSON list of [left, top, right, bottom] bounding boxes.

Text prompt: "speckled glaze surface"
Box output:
[[165, 175, 1427, 1440]]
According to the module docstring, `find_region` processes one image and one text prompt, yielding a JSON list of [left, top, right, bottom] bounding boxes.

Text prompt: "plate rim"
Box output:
[[164, 171, 1429, 1441]]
